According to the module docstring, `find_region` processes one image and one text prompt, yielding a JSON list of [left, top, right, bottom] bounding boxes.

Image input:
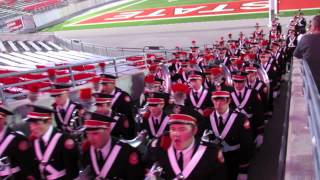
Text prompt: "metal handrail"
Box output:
[[301, 60, 320, 179]]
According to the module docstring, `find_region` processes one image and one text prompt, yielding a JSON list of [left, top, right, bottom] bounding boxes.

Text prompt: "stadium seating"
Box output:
[[0, 39, 112, 95], [0, 0, 68, 22]]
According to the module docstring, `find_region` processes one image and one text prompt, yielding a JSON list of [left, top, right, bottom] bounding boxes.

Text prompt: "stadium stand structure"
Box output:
[[0, 12, 317, 180], [0, 33, 150, 102], [0, 0, 116, 32]]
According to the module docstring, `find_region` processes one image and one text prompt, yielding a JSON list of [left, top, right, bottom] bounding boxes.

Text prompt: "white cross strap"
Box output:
[[209, 112, 240, 152], [56, 103, 76, 127], [231, 89, 252, 110], [148, 116, 169, 138], [34, 133, 64, 179], [90, 144, 122, 178], [189, 89, 208, 109], [111, 92, 122, 108], [168, 144, 207, 180], [0, 134, 15, 157]]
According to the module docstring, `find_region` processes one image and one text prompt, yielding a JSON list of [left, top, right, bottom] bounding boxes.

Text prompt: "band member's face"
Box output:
[[54, 93, 68, 106], [148, 105, 163, 116], [260, 55, 269, 63], [247, 72, 257, 82], [190, 79, 202, 90], [170, 124, 197, 150], [212, 98, 230, 114], [233, 81, 245, 91], [29, 120, 51, 138], [87, 129, 111, 149], [152, 85, 161, 92], [101, 83, 115, 94], [0, 115, 6, 130], [95, 103, 111, 114]]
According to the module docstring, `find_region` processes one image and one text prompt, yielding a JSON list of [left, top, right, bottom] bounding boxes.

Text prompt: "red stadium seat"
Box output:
[[23, 0, 64, 12]]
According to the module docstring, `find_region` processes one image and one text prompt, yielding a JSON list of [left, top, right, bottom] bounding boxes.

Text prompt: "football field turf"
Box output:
[[44, 0, 320, 31]]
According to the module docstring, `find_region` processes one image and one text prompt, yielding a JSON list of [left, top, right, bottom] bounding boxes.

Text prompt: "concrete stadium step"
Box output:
[[17, 41, 31, 52], [23, 51, 65, 64], [10, 52, 51, 65], [0, 53, 38, 67], [27, 40, 43, 51], [7, 41, 19, 52], [0, 41, 7, 52], [0, 57, 33, 68], [37, 41, 53, 51], [47, 41, 64, 51], [35, 51, 78, 62]]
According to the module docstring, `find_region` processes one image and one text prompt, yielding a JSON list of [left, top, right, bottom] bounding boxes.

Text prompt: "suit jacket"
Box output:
[[82, 137, 144, 180], [31, 128, 79, 180], [151, 139, 227, 180], [103, 87, 135, 138], [0, 128, 36, 179], [203, 109, 254, 176], [52, 101, 83, 132], [230, 87, 265, 135]]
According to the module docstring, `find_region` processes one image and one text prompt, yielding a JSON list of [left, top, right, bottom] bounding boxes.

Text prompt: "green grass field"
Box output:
[[43, 0, 320, 32]]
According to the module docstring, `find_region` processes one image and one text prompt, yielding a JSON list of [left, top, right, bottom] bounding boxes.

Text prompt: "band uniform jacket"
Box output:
[[229, 87, 265, 136], [82, 137, 145, 180], [204, 109, 254, 180], [150, 139, 227, 180], [0, 127, 36, 179], [102, 87, 135, 139], [31, 128, 79, 180], [110, 111, 135, 140], [141, 112, 169, 139], [185, 87, 213, 113], [52, 101, 83, 132]]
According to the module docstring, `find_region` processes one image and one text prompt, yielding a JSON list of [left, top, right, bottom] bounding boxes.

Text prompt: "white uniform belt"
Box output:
[[41, 163, 66, 180], [236, 108, 253, 118], [0, 166, 20, 176], [221, 142, 240, 152]]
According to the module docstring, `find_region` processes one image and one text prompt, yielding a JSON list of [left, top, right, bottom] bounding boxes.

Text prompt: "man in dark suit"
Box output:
[[51, 84, 83, 133], [141, 97, 169, 139], [0, 106, 36, 179], [99, 74, 135, 138], [93, 93, 133, 140], [81, 112, 145, 179], [205, 91, 254, 180], [26, 105, 79, 180], [148, 113, 226, 180], [185, 72, 213, 115]]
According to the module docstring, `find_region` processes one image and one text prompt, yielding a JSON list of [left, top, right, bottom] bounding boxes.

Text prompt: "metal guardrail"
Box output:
[[301, 60, 320, 179], [0, 53, 148, 104], [54, 37, 179, 58]]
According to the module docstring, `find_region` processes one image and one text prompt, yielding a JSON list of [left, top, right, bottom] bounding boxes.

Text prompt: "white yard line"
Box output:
[[66, 0, 148, 27]]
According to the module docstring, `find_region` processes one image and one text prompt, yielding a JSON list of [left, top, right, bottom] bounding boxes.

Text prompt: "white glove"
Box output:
[[237, 173, 248, 180], [255, 134, 264, 148]]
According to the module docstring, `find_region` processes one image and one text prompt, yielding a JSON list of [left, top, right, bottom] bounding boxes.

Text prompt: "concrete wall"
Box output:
[[33, 0, 115, 29]]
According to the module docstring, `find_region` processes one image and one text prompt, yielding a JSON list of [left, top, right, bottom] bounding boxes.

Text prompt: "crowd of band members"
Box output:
[[0, 12, 308, 180]]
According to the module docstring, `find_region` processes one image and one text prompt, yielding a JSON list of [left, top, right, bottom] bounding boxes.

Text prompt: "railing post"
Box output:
[[70, 40, 74, 50], [113, 58, 118, 77], [81, 42, 84, 52], [68, 67, 77, 87], [0, 86, 6, 105], [143, 53, 148, 69]]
